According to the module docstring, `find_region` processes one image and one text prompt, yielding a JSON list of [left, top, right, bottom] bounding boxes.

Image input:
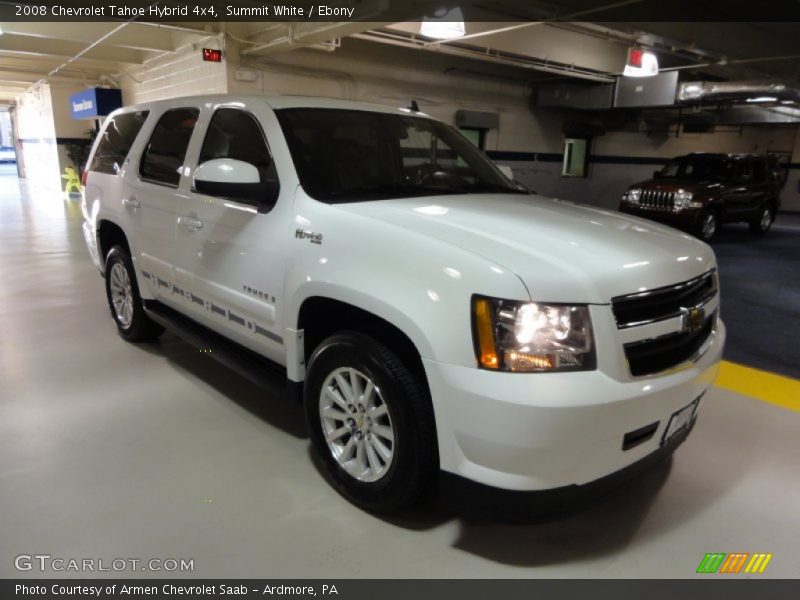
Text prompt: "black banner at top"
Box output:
[[2, 0, 800, 22]]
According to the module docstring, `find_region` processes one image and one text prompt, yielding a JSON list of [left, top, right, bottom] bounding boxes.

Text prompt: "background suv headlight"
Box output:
[[626, 188, 642, 204], [674, 189, 702, 210], [472, 296, 596, 372]]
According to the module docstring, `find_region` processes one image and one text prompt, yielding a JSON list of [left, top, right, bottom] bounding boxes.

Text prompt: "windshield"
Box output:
[[658, 156, 731, 180], [274, 108, 524, 203]]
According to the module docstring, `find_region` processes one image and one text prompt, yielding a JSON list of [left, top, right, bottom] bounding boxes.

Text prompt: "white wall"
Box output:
[[783, 131, 800, 212], [120, 35, 228, 105]]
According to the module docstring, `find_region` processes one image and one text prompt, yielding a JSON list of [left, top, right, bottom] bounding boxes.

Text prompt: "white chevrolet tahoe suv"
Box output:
[[82, 95, 725, 515]]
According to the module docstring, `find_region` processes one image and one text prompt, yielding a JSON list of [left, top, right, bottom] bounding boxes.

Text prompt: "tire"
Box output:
[[104, 245, 164, 342], [696, 210, 719, 242], [304, 332, 437, 513], [749, 204, 775, 235]]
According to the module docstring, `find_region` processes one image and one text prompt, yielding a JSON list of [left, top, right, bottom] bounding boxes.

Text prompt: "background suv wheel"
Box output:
[[750, 205, 775, 235], [697, 210, 719, 242]]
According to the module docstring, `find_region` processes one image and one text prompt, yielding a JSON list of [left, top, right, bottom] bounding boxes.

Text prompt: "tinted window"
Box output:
[[199, 108, 273, 181], [89, 111, 149, 175], [275, 108, 522, 203], [140, 108, 199, 186]]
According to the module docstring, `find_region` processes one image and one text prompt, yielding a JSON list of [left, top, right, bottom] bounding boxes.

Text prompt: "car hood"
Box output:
[[633, 178, 726, 192], [336, 194, 716, 303]]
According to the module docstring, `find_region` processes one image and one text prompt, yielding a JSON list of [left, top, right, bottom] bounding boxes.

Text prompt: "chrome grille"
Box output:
[[611, 271, 717, 329], [640, 189, 675, 210], [612, 271, 719, 377]]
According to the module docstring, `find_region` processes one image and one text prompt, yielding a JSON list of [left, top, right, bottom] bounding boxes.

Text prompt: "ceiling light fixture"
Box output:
[[746, 96, 778, 103], [623, 47, 659, 78], [420, 8, 465, 40]]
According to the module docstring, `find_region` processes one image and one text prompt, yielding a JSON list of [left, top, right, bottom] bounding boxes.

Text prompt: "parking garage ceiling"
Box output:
[[0, 1, 798, 104]]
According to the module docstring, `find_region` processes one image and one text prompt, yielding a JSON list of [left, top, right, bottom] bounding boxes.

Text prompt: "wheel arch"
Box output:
[[295, 292, 433, 395], [97, 219, 131, 272]]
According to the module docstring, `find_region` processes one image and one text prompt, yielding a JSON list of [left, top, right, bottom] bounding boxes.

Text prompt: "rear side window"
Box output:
[[139, 108, 199, 186], [89, 111, 149, 175], [199, 108, 274, 181]]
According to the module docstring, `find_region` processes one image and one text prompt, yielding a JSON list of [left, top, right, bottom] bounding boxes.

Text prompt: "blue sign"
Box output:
[[70, 88, 123, 120]]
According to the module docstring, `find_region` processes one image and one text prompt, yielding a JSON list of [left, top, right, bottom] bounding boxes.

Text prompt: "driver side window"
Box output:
[[199, 108, 275, 182]]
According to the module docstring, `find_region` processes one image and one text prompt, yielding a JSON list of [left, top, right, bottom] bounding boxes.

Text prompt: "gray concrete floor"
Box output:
[[1, 169, 799, 579]]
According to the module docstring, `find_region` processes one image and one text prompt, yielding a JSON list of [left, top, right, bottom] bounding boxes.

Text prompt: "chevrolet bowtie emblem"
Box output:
[[682, 306, 705, 333]]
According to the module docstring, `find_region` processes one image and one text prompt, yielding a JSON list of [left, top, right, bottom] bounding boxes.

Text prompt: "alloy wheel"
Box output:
[[760, 207, 773, 231], [702, 213, 717, 240], [319, 367, 395, 483], [108, 262, 134, 328]]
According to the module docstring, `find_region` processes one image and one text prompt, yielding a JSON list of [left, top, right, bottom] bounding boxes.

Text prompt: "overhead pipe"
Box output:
[[350, 31, 616, 83], [678, 80, 800, 104]]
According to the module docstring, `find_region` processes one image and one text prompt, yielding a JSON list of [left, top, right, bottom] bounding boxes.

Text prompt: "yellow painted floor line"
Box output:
[[715, 360, 800, 412]]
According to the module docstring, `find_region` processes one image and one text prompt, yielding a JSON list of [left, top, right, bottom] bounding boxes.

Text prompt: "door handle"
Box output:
[[178, 215, 204, 232], [122, 197, 140, 209]]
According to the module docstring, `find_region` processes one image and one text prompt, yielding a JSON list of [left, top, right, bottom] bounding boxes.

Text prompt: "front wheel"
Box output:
[[696, 210, 719, 242], [304, 332, 437, 513], [749, 205, 774, 235], [104, 246, 164, 342]]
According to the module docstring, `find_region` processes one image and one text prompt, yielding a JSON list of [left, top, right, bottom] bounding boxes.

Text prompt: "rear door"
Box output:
[[123, 106, 200, 303], [172, 102, 289, 363]]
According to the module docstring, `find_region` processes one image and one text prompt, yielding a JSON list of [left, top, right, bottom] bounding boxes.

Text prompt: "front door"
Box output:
[[172, 103, 289, 363]]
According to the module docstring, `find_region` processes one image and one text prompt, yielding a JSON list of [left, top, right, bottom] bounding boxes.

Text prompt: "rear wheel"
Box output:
[[696, 210, 719, 242], [304, 332, 437, 513], [749, 205, 774, 235], [104, 246, 164, 342]]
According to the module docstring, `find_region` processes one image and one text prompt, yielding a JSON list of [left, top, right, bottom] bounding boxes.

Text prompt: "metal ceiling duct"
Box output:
[[678, 80, 800, 104]]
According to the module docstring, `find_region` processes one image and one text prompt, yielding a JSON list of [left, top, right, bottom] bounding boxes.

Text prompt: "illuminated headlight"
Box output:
[[626, 188, 642, 204], [472, 296, 595, 372], [674, 189, 701, 210]]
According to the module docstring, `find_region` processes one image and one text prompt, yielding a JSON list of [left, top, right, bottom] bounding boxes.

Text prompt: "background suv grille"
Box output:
[[639, 189, 675, 210], [612, 271, 717, 329], [624, 313, 716, 377]]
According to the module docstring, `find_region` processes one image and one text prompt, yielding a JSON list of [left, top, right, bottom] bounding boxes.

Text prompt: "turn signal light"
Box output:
[[473, 298, 499, 369]]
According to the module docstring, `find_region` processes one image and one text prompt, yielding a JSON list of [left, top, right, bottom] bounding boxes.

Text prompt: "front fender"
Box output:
[[284, 195, 530, 368]]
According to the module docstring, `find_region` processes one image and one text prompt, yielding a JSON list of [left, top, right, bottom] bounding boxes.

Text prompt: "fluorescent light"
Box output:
[[746, 96, 778, 103], [420, 8, 465, 39], [623, 48, 659, 78]]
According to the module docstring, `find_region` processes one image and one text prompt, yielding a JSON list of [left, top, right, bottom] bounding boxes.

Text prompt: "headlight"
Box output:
[[472, 296, 596, 372], [674, 189, 701, 210], [626, 188, 642, 204]]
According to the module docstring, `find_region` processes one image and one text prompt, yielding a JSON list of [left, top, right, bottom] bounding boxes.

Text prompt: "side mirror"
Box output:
[[653, 170, 662, 179], [497, 165, 514, 180], [193, 158, 279, 212]]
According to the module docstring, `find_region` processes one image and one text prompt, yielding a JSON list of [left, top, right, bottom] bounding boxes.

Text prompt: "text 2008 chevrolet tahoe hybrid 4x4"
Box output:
[[82, 96, 725, 514]]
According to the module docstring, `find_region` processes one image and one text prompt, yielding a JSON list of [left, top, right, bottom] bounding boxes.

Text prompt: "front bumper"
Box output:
[[423, 319, 725, 493], [440, 417, 695, 519]]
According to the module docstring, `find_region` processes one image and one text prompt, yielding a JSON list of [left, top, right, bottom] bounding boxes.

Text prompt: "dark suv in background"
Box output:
[[619, 153, 782, 241]]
